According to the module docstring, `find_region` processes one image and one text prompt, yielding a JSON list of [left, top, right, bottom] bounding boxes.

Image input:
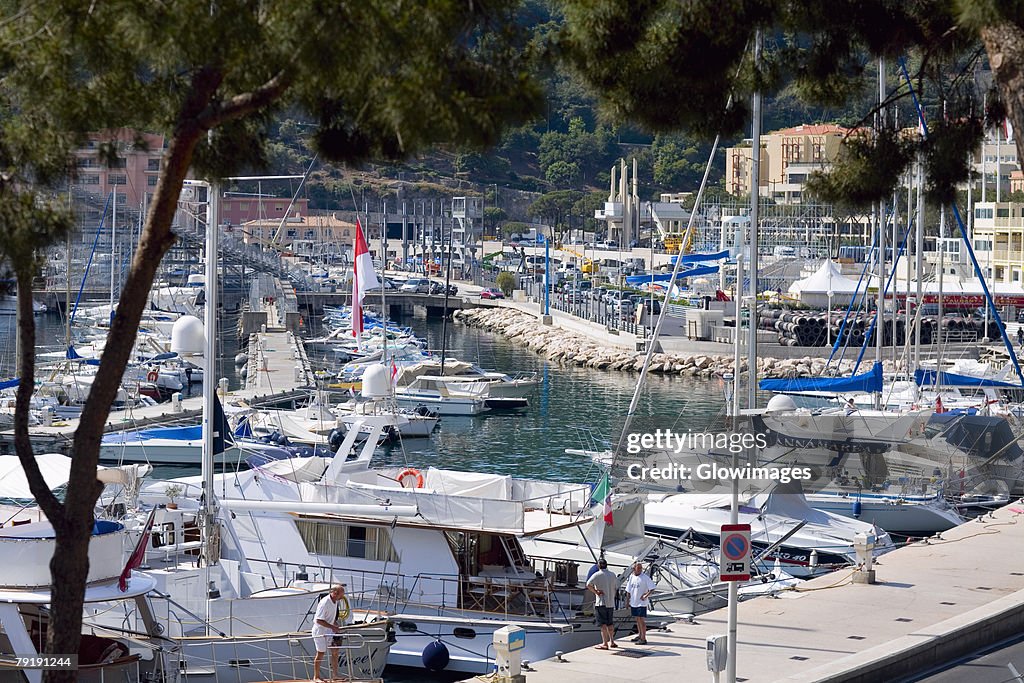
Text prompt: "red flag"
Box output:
[[603, 491, 614, 526], [119, 507, 157, 591], [352, 219, 379, 340], [391, 359, 398, 384]]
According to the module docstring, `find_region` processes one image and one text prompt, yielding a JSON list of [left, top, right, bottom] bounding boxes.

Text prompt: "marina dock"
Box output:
[[527, 501, 1024, 682], [1, 327, 313, 452]]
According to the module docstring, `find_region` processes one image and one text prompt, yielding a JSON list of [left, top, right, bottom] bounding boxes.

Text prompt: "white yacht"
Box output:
[[136, 417, 652, 674]]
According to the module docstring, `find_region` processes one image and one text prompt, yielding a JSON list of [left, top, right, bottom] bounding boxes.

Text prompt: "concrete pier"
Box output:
[[2, 327, 313, 453], [527, 502, 1024, 682]]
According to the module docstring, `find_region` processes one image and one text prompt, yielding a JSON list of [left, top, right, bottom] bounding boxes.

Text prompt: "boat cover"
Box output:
[[759, 362, 883, 394]]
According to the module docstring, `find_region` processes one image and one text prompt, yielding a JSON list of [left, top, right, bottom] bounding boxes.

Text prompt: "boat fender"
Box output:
[[147, 370, 159, 382], [398, 468, 425, 489], [422, 640, 449, 671], [851, 500, 863, 519]]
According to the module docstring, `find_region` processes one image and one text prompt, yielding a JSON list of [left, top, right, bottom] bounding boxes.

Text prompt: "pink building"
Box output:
[[221, 197, 310, 226], [73, 130, 165, 209]]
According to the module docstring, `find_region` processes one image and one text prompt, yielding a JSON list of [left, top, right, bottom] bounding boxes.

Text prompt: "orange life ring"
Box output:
[[147, 370, 159, 382], [397, 468, 424, 489]]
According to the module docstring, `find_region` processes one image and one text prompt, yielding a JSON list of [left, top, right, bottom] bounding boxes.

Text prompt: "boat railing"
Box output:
[[249, 558, 587, 623]]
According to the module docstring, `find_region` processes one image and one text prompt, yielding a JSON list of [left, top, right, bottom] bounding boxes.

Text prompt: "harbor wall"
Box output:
[[452, 306, 902, 379]]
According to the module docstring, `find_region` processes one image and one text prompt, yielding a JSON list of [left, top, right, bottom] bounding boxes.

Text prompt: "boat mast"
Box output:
[[381, 199, 388, 379], [439, 201, 453, 376], [110, 190, 117, 314], [200, 178, 220, 630], [875, 57, 887, 410]]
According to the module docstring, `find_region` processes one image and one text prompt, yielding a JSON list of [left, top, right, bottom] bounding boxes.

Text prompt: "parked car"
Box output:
[[399, 278, 431, 293], [604, 289, 628, 305], [366, 278, 396, 292], [606, 298, 635, 318], [480, 287, 505, 300]]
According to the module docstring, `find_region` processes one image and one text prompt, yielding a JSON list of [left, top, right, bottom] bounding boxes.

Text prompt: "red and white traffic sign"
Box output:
[[720, 523, 751, 581]]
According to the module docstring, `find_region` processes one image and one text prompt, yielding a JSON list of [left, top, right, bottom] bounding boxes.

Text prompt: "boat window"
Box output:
[[453, 627, 476, 639], [295, 520, 399, 562]]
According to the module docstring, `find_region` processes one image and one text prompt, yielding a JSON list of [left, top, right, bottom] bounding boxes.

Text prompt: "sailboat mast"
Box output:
[[381, 199, 388, 372], [914, 159, 924, 373], [200, 179, 220, 632], [65, 192, 72, 350], [875, 57, 887, 409], [439, 202, 453, 376], [746, 59, 762, 411], [110, 190, 117, 313]]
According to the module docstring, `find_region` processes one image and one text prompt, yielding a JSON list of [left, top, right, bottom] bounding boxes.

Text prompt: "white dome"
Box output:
[[171, 315, 206, 355], [361, 364, 390, 399], [766, 394, 797, 413]]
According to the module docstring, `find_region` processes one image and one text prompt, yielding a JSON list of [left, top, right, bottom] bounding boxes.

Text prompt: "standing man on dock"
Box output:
[[624, 562, 657, 645], [587, 558, 620, 650], [312, 584, 348, 681]]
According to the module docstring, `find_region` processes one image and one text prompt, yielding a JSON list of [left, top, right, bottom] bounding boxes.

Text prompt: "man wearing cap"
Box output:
[[586, 558, 620, 650], [312, 584, 348, 681], [624, 562, 657, 644]]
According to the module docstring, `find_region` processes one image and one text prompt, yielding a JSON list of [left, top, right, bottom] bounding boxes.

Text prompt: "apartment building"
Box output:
[[725, 124, 847, 203], [972, 201, 1024, 285], [72, 130, 165, 209], [240, 213, 357, 257]]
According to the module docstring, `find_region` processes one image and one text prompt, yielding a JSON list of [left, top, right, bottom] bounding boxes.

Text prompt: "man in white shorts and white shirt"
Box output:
[[312, 584, 349, 681]]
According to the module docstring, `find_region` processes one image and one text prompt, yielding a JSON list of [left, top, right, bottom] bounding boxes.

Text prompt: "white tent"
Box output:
[[788, 260, 863, 308]]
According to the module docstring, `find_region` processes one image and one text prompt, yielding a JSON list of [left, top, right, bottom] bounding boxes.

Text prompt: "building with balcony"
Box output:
[[972, 133, 1020, 201], [73, 130, 166, 209], [972, 201, 1024, 285], [221, 196, 310, 227], [240, 213, 357, 258], [725, 124, 848, 202]]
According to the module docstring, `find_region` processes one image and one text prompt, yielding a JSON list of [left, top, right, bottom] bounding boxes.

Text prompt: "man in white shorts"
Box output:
[[312, 584, 348, 681]]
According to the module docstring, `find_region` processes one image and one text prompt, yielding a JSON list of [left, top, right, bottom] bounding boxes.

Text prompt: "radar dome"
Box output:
[[361, 364, 390, 399], [765, 394, 797, 413], [171, 315, 206, 355]]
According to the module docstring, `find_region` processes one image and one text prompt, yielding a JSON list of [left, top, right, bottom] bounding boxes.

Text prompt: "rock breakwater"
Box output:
[[454, 307, 902, 380]]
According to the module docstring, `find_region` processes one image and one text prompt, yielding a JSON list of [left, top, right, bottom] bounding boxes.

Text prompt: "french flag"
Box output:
[[352, 219, 379, 340]]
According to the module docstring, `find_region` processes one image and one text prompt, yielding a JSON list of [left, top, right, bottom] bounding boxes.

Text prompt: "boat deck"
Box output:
[[7, 329, 313, 450], [527, 500, 1024, 682]]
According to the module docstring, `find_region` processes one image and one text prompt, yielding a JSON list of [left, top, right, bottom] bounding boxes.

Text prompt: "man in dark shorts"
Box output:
[[624, 562, 657, 644], [586, 558, 620, 650]]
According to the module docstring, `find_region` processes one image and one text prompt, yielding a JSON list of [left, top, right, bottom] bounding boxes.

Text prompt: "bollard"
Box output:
[[294, 365, 302, 382], [852, 531, 876, 584], [218, 378, 228, 398], [171, 392, 183, 412], [493, 625, 526, 683], [41, 405, 53, 427]]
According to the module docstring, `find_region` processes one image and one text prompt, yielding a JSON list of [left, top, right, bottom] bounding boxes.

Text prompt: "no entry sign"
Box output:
[[720, 523, 751, 581]]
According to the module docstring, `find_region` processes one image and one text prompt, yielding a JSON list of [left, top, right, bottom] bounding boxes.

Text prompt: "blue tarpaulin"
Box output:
[[759, 361, 883, 394], [669, 250, 731, 264], [914, 369, 1021, 388], [625, 265, 720, 286]]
